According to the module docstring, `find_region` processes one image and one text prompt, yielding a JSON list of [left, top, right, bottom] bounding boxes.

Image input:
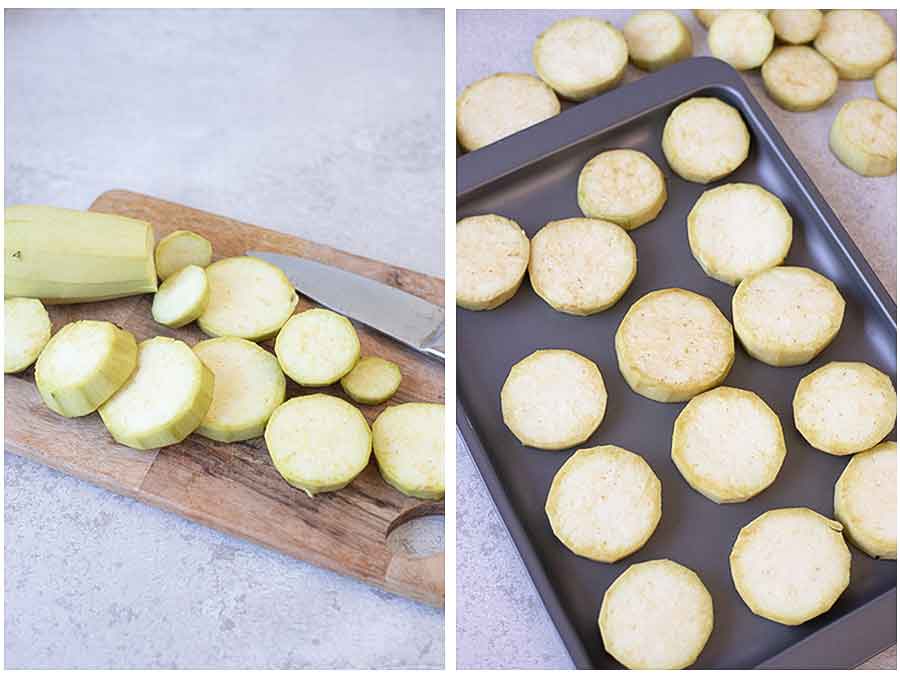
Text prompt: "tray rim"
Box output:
[[456, 56, 897, 669]]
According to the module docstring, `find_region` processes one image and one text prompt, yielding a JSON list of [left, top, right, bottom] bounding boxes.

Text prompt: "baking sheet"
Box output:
[[456, 57, 897, 669]]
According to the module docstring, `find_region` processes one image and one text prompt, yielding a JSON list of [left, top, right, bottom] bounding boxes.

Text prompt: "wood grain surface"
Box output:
[[4, 190, 445, 606]]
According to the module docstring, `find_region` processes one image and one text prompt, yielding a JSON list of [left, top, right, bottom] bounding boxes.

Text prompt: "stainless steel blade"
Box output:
[[247, 251, 444, 361]]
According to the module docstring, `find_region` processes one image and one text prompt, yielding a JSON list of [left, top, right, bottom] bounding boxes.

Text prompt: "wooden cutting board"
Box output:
[[4, 190, 445, 606]]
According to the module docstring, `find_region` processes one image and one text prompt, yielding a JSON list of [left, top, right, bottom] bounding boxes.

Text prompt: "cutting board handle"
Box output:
[[384, 550, 444, 608]]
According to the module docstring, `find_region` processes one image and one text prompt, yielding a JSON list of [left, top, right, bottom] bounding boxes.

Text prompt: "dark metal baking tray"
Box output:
[[456, 57, 897, 669]]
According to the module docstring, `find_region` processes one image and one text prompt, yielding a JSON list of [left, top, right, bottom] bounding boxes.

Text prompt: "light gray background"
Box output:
[[457, 9, 897, 670], [5, 9, 444, 669]]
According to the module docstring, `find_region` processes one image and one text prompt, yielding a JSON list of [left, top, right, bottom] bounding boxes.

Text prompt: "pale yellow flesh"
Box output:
[[456, 214, 530, 310], [456, 73, 560, 152], [577, 149, 667, 230], [688, 183, 793, 285], [546, 445, 661, 563], [672, 387, 786, 503], [875, 61, 897, 109], [265, 394, 371, 497], [793, 361, 897, 456], [814, 10, 896, 80], [624, 11, 692, 72], [829, 98, 897, 177], [154, 230, 212, 280], [662, 97, 750, 184], [4, 297, 52, 373], [198, 256, 298, 341], [528, 218, 636, 315], [733, 266, 845, 367], [599, 559, 713, 670], [5, 205, 157, 303], [193, 337, 286, 443], [98, 336, 214, 450], [730, 508, 851, 625], [151, 265, 210, 328], [693, 9, 770, 30], [762, 46, 838, 113], [615, 288, 735, 403], [708, 10, 774, 71], [35, 320, 137, 417], [372, 402, 444, 499], [834, 441, 897, 560], [275, 308, 360, 386], [533, 17, 628, 101], [769, 9, 823, 45], [501, 349, 607, 449], [340, 356, 402, 405]]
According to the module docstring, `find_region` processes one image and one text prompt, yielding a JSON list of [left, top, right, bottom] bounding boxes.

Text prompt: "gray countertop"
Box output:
[[5, 9, 444, 669], [456, 9, 897, 670]]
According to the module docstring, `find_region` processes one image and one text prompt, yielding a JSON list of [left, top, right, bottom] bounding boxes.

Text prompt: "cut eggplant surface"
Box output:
[[198, 256, 298, 341], [265, 394, 372, 496], [274, 308, 360, 386], [154, 230, 212, 281], [340, 356, 402, 405], [193, 336, 285, 443], [35, 320, 137, 417], [4, 297, 52, 374], [99, 336, 214, 450], [373, 402, 445, 499], [151, 265, 209, 328]]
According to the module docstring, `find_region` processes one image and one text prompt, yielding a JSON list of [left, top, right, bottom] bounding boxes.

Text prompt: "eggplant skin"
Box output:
[[5, 205, 158, 303]]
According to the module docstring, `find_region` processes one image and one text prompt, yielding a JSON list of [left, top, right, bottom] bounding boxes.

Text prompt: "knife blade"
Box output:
[[247, 251, 444, 362]]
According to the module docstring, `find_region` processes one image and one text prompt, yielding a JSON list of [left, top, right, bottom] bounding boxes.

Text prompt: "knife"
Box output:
[[247, 251, 444, 362]]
